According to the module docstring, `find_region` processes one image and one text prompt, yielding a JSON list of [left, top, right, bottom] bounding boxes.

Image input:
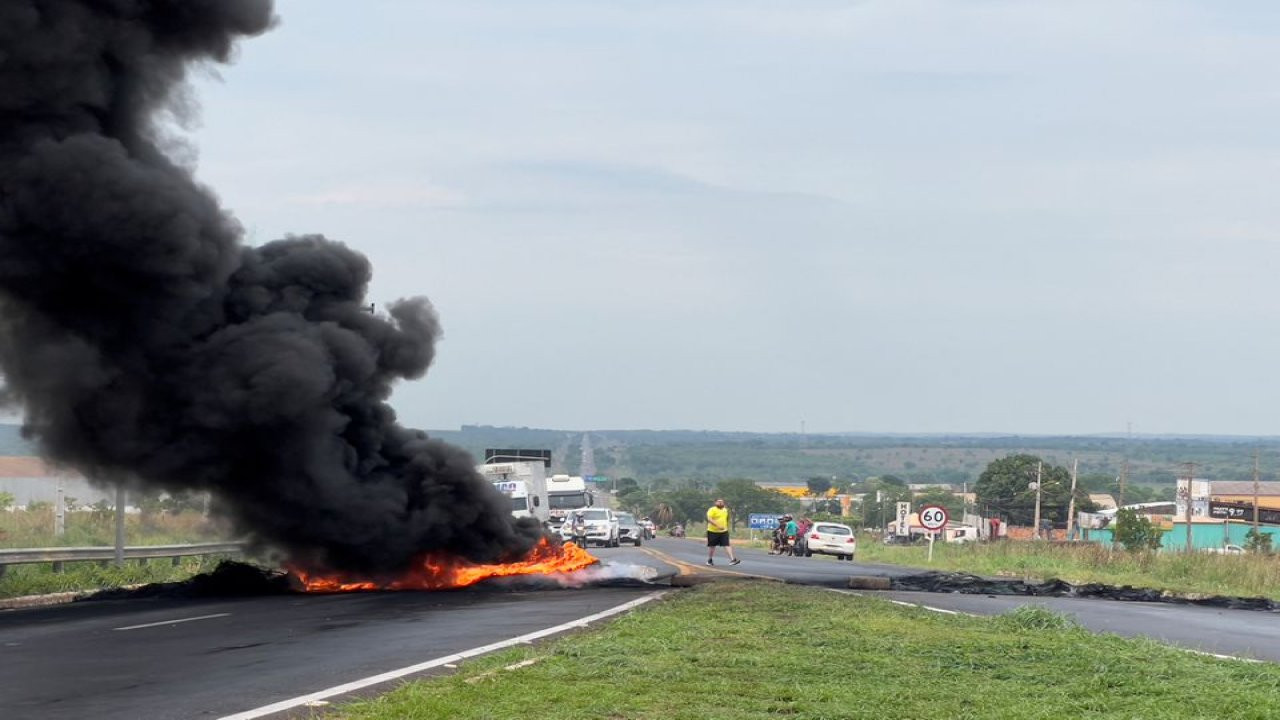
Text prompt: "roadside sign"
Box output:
[[919, 505, 948, 531], [749, 513, 781, 530], [895, 502, 911, 536], [919, 505, 948, 563]]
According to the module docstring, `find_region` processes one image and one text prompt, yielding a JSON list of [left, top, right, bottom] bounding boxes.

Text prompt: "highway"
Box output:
[[638, 537, 1280, 662], [3, 537, 1279, 719], [0, 581, 657, 720]]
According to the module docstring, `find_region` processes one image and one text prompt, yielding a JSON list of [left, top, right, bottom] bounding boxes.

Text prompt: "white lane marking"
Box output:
[[216, 591, 668, 720], [826, 588, 974, 616], [114, 613, 231, 631], [831, 589, 1264, 663], [888, 599, 963, 615], [1184, 648, 1263, 664]]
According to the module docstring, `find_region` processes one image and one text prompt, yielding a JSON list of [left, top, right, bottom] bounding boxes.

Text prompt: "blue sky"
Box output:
[[186, 1, 1280, 434]]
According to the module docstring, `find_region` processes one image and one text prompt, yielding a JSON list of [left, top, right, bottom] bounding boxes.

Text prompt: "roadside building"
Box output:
[[0, 457, 115, 508], [755, 482, 838, 498], [1089, 493, 1117, 511], [1209, 480, 1280, 511]]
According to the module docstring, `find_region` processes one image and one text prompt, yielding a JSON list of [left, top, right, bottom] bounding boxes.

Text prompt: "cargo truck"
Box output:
[[547, 474, 594, 529], [478, 461, 550, 524]]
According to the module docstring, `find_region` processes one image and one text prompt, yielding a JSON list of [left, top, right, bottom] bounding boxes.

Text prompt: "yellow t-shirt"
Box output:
[[706, 506, 729, 533]]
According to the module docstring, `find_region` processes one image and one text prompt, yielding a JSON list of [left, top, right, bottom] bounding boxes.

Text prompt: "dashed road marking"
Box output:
[[114, 613, 231, 631], [216, 591, 667, 720]]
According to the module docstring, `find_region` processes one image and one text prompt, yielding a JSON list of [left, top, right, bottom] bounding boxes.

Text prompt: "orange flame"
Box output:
[[292, 538, 598, 592]]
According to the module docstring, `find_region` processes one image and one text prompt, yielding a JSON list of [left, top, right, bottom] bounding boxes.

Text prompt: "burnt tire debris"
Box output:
[[78, 560, 661, 601], [890, 571, 1280, 612]]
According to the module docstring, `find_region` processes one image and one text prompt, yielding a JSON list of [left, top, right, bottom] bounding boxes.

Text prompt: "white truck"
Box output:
[[478, 461, 550, 524], [546, 474, 594, 529]]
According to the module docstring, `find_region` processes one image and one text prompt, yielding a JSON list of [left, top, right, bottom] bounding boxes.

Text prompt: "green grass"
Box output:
[[337, 581, 1280, 720], [0, 508, 236, 599], [0, 508, 226, 547], [0, 554, 234, 599], [855, 536, 1280, 599]]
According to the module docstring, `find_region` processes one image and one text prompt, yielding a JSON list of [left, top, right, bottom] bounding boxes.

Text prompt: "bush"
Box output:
[[1245, 528, 1273, 554], [1113, 509, 1163, 552], [993, 605, 1080, 632]]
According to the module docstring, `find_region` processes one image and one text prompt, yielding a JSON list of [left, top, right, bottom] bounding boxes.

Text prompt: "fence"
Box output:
[[0, 541, 244, 578]]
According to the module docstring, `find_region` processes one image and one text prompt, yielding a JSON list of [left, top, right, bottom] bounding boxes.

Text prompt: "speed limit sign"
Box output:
[[919, 505, 949, 531]]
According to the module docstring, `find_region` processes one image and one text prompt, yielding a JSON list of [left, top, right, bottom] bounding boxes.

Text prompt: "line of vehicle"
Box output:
[[113, 613, 231, 631], [216, 591, 668, 720]]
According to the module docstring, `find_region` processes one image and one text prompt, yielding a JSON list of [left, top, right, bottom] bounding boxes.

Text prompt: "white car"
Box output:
[[804, 522, 857, 561], [559, 508, 620, 547]]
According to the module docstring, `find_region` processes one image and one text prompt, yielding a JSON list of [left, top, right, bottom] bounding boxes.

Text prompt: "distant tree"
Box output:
[[913, 487, 961, 518], [614, 477, 640, 495], [652, 502, 674, 528], [0, 491, 13, 510], [616, 486, 648, 514], [974, 455, 1093, 525], [715, 478, 789, 529], [879, 475, 907, 488], [1245, 528, 1273, 554], [810, 498, 842, 515], [653, 488, 714, 525], [806, 477, 833, 497], [1113, 508, 1163, 551], [860, 478, 913, 529]]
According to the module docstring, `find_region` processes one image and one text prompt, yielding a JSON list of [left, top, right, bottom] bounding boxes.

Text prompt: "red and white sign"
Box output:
[[919, 505, 949, 531]]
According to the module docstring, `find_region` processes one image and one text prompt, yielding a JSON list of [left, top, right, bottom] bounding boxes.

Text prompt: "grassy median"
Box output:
[[336, 581, 1280, 720], [853, 537, 1280, 600]]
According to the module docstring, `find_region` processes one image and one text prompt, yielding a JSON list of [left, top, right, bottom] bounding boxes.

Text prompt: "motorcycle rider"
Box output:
[[568, 511, 589, 547]]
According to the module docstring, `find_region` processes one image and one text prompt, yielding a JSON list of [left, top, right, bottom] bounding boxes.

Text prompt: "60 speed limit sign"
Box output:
[[918, 505, 949, 531]]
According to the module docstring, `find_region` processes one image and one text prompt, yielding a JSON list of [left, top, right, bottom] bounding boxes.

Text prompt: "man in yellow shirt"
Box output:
[[705, 498, 741, 566]]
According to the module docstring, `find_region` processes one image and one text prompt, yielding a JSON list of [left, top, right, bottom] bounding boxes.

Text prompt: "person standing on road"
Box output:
[[705, 498, 741, 566]]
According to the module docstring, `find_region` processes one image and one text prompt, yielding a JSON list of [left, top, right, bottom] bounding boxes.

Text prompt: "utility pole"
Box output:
[[114, 484, 126, 567], [1182, 462, 1196, 553], [1118, 458, 1128, 508], [1032, 461, 1043, 540], [1066, 459, 1079, 541], [54, 473, 65, 537], [1253, 449, 1261, 542]]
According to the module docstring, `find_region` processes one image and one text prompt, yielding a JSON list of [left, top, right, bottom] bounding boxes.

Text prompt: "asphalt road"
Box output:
[[635, 536, 1280, 662], [0, 582, 656, 720], [4, 537, 1279, 719]]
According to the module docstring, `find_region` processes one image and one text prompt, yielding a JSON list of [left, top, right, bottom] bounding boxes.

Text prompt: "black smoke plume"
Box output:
[[0, 0, 543, 575]]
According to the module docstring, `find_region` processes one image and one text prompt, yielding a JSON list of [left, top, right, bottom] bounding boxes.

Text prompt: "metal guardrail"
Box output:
[[0, 541, 245, 577]]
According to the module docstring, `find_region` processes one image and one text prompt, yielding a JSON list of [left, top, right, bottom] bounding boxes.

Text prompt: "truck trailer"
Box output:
[[478, 461, 550, 525]]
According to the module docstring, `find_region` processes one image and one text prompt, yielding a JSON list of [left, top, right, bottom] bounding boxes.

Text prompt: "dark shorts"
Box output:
[[707, 531, 730, 547]]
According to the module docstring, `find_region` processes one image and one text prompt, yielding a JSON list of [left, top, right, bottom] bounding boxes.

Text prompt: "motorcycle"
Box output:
[[567, 518, 589, 547]]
